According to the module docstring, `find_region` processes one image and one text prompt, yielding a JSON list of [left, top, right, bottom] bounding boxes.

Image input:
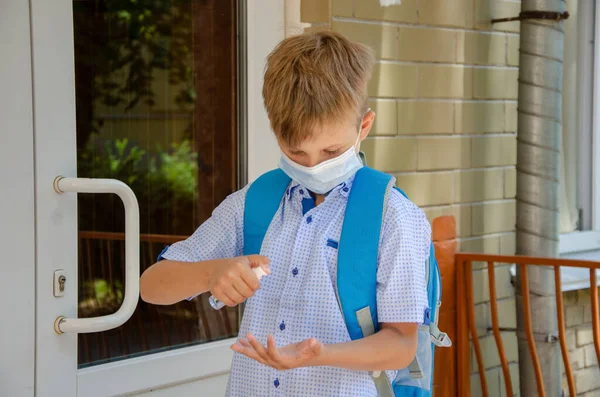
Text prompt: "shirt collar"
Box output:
[[286, 181, 302, 200]]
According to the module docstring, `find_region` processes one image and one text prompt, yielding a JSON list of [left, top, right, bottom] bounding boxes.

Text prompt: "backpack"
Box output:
[[243, 166, 451, 397]]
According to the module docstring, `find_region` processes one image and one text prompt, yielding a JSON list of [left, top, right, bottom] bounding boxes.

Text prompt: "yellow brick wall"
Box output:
[[299, 0, 520, 395], [300, 0, 518, 252], [562, 288, 600, 396]]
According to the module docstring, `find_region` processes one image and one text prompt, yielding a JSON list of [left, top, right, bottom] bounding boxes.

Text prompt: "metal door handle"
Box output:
[[53, 176, 140, 334]]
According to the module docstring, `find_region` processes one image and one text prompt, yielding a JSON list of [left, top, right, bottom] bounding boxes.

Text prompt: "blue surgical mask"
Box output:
[[279, 129, 364, 195]]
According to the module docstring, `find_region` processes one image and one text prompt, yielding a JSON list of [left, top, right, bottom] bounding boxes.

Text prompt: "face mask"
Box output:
[[279, 123, 365, 195]]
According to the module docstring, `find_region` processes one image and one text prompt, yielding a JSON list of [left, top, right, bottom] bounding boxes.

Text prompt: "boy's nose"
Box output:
[[304, 159, 320, 168], [301, 155, 322, 168]]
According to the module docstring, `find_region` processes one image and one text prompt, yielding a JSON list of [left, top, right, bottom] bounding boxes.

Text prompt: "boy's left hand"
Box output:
[[231, 333, 322, 370]]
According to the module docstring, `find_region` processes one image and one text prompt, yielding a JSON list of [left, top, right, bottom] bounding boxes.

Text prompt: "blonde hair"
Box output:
[[262, 30, 375, 147]]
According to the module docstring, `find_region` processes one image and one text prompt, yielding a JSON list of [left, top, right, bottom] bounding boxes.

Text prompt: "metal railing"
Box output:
[[455, 253, 600, 397]]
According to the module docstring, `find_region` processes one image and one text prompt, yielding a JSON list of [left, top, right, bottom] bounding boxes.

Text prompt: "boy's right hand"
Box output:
[[208, 255, 270, 307]]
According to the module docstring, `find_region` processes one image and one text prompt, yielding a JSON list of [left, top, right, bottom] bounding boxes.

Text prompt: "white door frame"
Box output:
[[26, 1, 284, 396], [31, 0, 79, 395], [247, 1, 284, 180], [0, 1, 36, 397]]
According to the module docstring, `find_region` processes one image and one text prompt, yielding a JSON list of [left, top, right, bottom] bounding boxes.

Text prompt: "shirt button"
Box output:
[[279, 321, 286, 331], [274, 378, 280, 388], [343, 186, 349, 192], [292, 267, 298, 276], [299, 189, 304, 195], [306, 216, 312, 224]]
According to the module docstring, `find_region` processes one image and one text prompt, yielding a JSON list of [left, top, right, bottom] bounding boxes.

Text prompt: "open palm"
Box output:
[[231, 333, 323, 370]]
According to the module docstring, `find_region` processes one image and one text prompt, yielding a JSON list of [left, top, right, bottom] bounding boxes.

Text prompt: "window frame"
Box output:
[[558, 0, 600, 291]]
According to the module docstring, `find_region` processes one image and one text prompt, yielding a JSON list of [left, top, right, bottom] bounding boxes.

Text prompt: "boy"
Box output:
[[140, 31, 431, 396]]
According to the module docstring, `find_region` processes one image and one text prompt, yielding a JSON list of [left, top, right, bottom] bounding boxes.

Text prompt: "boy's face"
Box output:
[[279, 109, 375, 168]]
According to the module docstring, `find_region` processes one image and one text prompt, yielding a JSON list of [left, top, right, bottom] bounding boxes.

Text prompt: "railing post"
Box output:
[[454, 253, 600, 397], [431, 216, 458, 397]]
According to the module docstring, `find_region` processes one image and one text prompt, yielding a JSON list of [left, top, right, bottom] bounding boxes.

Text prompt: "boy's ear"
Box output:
[[360, 109, 376, 141]]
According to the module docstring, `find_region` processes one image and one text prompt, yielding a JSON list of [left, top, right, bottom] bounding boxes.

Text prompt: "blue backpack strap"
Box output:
[[338, 166, 393, 339], [339, 167, 396, 397], [243, 169, 291, 255]]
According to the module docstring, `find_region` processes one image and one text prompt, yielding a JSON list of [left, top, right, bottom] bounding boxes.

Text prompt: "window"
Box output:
[[557, 0, 600, 291], [72, 0, 243, 367], [559, 0, 597, 253]]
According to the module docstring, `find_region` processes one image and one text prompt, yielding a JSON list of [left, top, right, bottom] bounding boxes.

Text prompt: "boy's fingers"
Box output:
[[225, 287, 246, 304], [232, 278, 254, 298], [231, 343, 266, 365], [239, 266, 261, 291], [213, 289, 235, 307], [266, 334, 281, 362], [247, 334, 271, 363], [247, 255, 271, 268]]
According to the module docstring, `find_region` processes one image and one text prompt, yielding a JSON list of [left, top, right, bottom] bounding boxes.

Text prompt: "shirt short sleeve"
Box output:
[[376, 189, 431, 324], [160, 185, 249, 263]]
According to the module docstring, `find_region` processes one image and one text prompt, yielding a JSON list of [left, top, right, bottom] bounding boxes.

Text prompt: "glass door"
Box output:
[[72, 0, 241, 368], [31, 0, 283, 396]]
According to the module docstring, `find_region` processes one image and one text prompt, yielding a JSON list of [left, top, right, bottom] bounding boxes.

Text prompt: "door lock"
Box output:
[[53, 270, 66, 297]]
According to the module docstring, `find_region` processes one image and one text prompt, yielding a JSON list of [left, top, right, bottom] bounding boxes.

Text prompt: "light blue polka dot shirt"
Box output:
[[162, 174, 431, 396]]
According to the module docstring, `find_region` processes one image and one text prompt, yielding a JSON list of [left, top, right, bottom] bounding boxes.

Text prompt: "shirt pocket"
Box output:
[[324, 238, 339, 290]]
